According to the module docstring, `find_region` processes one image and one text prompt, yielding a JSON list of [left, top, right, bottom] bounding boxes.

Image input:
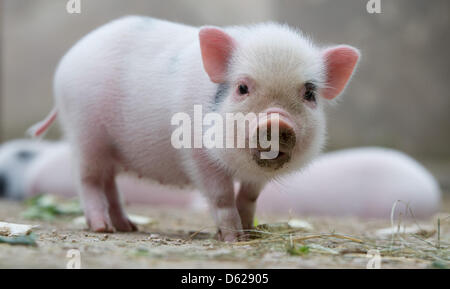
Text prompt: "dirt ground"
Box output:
[[0, 197, 449, 269]]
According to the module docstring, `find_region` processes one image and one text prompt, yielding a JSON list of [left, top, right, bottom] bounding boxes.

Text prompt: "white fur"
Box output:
[[212, 23, 328, 183]]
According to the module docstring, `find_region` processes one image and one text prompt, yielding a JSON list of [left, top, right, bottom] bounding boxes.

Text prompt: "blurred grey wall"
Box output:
[[275, 0, 450, 158], [1, 0, 449, 159]]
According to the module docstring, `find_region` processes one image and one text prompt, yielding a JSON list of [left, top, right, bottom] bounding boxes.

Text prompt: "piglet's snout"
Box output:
[[251, 110, 297, 170]]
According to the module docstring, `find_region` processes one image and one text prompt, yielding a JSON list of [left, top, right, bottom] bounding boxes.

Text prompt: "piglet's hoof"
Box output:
[[87, 214, 116, 233], [87, 212, 137, 233], [112, 217, 138, 232], [216, 228, 243, 242]]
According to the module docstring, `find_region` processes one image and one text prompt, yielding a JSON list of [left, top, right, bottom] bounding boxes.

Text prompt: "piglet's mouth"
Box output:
[[251, 148, 292, 170]]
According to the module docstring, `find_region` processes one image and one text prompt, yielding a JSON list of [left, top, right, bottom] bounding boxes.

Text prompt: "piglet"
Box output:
[[29, 16, 359, 241], [255, 147, 442, 219], [0, 139, 57, 200]]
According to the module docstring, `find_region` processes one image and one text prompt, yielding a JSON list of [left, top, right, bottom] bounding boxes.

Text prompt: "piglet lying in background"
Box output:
[[256, 147, 442, 219], [0, 140, 57, 200], [0, 140, 441, 219], [28, 16, 360, 240]]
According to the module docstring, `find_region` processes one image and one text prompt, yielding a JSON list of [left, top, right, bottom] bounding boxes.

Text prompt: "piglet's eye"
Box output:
[[238, 84, 249, 95], [303, 82, 316, 103]]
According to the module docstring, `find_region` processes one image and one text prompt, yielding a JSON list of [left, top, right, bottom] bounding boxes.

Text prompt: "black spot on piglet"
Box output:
[[15, 150, 36, 162]]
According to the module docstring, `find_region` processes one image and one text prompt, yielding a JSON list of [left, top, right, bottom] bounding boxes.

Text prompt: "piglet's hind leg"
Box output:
[[81, 175, 115, 233], [105, 177, 137, 232], [78, 149, 136, 232]]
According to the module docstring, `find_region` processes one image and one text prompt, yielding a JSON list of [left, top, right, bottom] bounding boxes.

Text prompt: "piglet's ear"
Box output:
[[322, 45, 360, 100], [199, 27, 235, 83]]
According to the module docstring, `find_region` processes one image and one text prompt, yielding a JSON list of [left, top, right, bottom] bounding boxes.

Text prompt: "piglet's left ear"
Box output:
[[199, 27, 236, 83], [322, 45, 360, 100]]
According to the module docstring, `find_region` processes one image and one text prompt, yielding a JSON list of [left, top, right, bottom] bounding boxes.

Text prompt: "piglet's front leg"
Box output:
[[236, 182, 263, 231], [192, 150, 243, 242]]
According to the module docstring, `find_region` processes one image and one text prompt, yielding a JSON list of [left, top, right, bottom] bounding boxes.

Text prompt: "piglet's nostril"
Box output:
[[279, 127, 296, 150], [257, 125, 296, 150], [252, 125, 296, 170]]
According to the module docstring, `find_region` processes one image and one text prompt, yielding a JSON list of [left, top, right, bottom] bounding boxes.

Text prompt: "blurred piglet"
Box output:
[[28, 16, 361, 240], [0, 140, 441, 219], [0, 140, 200, 206], [257, 147, 442, 219]]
